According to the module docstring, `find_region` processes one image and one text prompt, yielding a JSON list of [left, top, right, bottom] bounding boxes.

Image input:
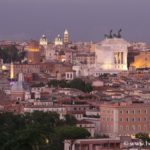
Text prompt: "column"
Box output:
[[121, 52, 124, 64], [89, 144, 93, 150]]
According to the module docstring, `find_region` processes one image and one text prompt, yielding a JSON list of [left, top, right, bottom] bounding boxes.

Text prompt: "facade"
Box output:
[[64, 29, 69, 44], [76, 120, 96, 137], [63, 104, 90, 120], [95, 38, 129, 71], [23, 106, 66, 119], [44, 45, 57, 61], [73, 38, 129, 77], [65, 71, 75, 80], [26, 41, 41, 64], [131, 51, 150, 69], [13, 64, 40, 77], [75, 52, 95, 64], [64, 138, 121, 150], [100, 101, 150, 137], [83, 117, 101, 136]]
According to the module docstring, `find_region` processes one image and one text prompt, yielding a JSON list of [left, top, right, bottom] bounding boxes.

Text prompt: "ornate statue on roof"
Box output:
[[104, 29, 122, 39]]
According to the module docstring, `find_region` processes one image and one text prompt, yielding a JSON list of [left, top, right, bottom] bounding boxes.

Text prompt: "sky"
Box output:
[[0, 0, 150, 43]]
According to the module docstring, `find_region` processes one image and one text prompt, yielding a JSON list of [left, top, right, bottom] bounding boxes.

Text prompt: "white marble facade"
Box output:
[[95, 38, 129, 71], [73, 38, 130, 77]]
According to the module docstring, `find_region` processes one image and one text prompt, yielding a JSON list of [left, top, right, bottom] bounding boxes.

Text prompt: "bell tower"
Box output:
[[63, 29, 69, 44]]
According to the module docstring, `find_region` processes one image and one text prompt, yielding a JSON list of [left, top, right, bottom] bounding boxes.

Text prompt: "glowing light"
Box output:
[[28, 48, 39, 52], [131, 134, 136, 139], [45, 138, 49, 144], [10, 62, 14, 79], [61, 58, 66, 62], [2, 65, 7, 71]]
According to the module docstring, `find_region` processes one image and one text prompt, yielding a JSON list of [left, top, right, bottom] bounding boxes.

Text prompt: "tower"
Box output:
[[27, 41, 40, 64], [63, 29, 69, 44], [10, 62, 14, 80]]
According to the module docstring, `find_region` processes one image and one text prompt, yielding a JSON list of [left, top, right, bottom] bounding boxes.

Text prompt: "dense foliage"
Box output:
[[135, 133, 150, 146], [48, 78, 93, 93], [0, 45, 26, 63], [0, 112, 90, 150]]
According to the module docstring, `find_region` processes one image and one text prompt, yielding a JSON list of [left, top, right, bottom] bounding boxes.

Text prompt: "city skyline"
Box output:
[[0, 0, 150, 43]]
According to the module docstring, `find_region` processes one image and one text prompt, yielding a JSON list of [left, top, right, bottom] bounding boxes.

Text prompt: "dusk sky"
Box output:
[[0, 0, 150, 43]]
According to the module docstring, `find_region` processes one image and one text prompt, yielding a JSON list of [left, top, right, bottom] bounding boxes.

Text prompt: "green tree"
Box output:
[[64, 114, 77, 125], [0, 112, 90, 150], [135, 133, 150, 146], [0, 45, 26, 63], [51, 126, 90, 150]]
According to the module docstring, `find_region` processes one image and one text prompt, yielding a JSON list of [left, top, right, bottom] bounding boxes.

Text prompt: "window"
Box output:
[[144, 125, 147, 130], [17, 97, 21, 101], [132, 110, 135, 114], [120, 118, 123, 122], [120, 126, 123, 130], [144, 118, 147, 121], [126, 118, 129, 122], [126, 110, 129, 114], [138, 110, 141, 114], [126, 126, 129, 131], [120, 110, 123, 114], [138, 125, 141, 130], [138, 118, 141, 122], [132, 125, 135, 130], [144, 110, 147, 114], [132, 118, 135, 122], [67, 74, 69, 78]]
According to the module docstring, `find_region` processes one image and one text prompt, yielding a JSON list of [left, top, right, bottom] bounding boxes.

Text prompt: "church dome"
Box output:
[[41, 35, 47, 40]]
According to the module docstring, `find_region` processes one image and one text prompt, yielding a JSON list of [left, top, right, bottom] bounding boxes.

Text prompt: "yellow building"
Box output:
[[131, 51, 150, 69], [27, 41, 41, 64]]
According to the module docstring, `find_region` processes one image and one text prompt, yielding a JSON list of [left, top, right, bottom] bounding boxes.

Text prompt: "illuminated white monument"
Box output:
[[95, 37, 129, 71], [73, 30, 130, 77]]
